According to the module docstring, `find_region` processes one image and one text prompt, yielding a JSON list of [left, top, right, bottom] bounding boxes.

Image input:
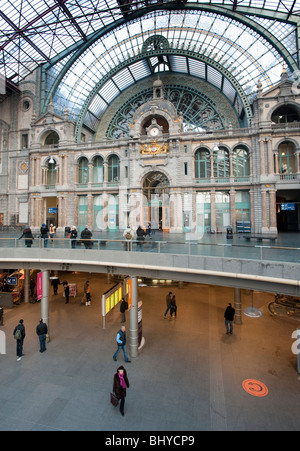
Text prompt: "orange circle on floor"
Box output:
[[242, 379, 268, 397]]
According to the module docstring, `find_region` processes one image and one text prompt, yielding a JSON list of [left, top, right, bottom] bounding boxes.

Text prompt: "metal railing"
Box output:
[[1, 237, 300, 264]]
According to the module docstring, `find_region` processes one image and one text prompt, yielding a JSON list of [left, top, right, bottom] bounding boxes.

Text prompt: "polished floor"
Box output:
[[0, 271, 299, 431]]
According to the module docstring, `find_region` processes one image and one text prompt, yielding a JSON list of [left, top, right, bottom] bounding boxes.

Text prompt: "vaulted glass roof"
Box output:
[[1, 0, 299, 83], [1, 0, 300, 133]]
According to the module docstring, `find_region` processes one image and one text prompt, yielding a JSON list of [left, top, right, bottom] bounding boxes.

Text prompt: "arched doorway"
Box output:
[[142, 172, 170, 232]]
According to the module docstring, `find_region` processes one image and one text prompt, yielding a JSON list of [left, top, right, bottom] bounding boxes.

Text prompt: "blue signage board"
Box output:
[[48, 207, 58, 214], [7, 277, 17, 285], [281, 203, 295, 211]]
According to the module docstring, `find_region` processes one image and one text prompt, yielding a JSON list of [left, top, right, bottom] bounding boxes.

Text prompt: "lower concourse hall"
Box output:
[[0, 272, 299, 431]]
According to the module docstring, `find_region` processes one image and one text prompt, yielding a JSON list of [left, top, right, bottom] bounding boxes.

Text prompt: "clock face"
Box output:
[[150, 126, 159, 136]]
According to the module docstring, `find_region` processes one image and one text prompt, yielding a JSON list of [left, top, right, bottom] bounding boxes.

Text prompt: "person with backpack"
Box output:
[[123, 226, 133, 251], [13, 319, 25, 361]]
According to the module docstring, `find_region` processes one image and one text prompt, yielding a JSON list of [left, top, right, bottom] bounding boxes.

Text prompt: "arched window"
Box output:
[[108, 155, 119, 182], [47, 158, 57, 185], [278, 141, 296, 174], [195, 148, 211, 179], [93, 156, 104, 183], [78, 157, 89, 184], [44, 131, 59, 146], [213, 147, 230, 178], [232, 146, 250, 177], [272, 105, 300, 124]]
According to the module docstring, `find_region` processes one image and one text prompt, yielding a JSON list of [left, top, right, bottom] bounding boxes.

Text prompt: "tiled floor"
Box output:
[[0, 271, 299, 431]]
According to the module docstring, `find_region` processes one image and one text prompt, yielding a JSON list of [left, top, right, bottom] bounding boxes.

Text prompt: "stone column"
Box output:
[[261, 190, 268, 233], [57, 197, 63, 228], [230, 188, 236, 231], [210, 190, 216, 232], [73, 195, 79, 228], [250, 189, 255, 233], [267, 139, 274, 174], [269, 188, 277, 233], [259, 139, 266, 175], [87, 194, 93, 228]]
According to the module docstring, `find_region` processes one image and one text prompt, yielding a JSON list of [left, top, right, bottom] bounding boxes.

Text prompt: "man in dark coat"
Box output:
[[13, 319, 25, 361], [40, 223, 49, 248], [80, 225, 93, 249], [224, 303, 235, 335], [36, 319, 48, 353], [119, 298, 127, 323], [113, 365, 130, 416], [18, 226, 34, 248]]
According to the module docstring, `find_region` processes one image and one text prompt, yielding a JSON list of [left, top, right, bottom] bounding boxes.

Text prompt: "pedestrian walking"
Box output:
[[49, 224, 56, 243], [119, 297, 128, 323], [13, 319, 25, 361], [64, 281, 70, 304], [163, 291, 172, 318], [83, 280, 91, 306], [170, 295, 177, 319], [224, 303, 235, 335], [113, 326, 131, 363], [36, 319, 48, 353], [30, 277, 36, 297], [136, 225, 145, 251], [18, 226, 34, 248], [40, 223, 49, 248], [51, 277, 60, 295], [69, 226, 77, 249], [81, 225, 93, 249], [113, 365, 130, 416]]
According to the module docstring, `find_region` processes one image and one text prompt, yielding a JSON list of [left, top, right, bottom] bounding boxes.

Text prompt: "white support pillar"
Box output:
[[234, 288, 242, 325], [41, 270, 49, 337], [129, 276, 138, 358], [24, 269, 30, 304]]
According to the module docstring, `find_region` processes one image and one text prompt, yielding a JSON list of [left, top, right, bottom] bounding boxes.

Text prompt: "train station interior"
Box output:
[[1, 0, 300, 433]]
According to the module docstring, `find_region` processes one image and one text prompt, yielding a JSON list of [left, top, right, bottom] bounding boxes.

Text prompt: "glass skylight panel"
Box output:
[[128, 60, 151, 81], [141, 16, 155, 33], [188, 59, 206, 79], [223, 78, 236, 103], [99, 79, 120, 104], [83, 111, 100, 130], [207, 66, 222, 90], [89, 94, 107, 117], [150, 57, 159, 66], [113, 68, 134, 91], [169, 55, 188, 73]]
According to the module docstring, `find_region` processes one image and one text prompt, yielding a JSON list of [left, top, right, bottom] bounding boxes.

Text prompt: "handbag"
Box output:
[[110, 392, 119, 407]]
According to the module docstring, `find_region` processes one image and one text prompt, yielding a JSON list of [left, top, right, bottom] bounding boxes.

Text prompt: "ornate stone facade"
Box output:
[[1, 70, 300, 235]]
